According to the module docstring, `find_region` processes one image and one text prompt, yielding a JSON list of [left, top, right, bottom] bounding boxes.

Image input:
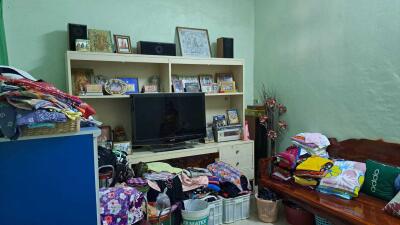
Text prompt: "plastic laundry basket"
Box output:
[[315, 215, 332, 225], [255, 194, 281, 223], [181, 199, 210, 225], [201, 196, 223, 225]]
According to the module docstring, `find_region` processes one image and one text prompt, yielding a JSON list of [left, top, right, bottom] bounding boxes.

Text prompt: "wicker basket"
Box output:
[[21, 118, 80, 137]]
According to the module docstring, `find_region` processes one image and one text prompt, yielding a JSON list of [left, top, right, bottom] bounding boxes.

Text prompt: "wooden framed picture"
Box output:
[[88, 29, 113, 53], [114, 35, 132, 54], [219, 81, 236, 93], [176, 27, 211, 58], [227, 109, 240, 125]]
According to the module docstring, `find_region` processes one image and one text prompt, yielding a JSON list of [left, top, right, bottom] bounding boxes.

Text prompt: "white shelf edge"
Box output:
[[78, 95, 130, 99], [66, 51, 244, 66], [205, 92, 243, 97]]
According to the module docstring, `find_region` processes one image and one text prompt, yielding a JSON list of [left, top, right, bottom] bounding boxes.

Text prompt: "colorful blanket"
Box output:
[[317, 160, 366, 199]]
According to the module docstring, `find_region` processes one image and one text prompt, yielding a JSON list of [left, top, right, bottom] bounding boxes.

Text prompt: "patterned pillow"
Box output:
[[384, 191, 400, 218]]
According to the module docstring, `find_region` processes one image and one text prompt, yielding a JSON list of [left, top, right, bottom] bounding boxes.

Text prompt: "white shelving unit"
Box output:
[[65, 51, 254, 179]]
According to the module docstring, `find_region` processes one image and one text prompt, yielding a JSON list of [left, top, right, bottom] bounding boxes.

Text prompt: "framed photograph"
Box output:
[[118, 77, 139, 94], [88, 29, 113, 53], [219, 81, 236, 93], [213, 115, 227, 127], [216, 73, 234, 83], [185, 82, 200, 93], [211, 83, 219, 93], [72, 68, 94, 95], [114, 35, 132, 54], [227, 109, 240, 125], [75, 39, 90, 52], [201, 84, 213, 93], [173, 80, 184, 93], [176, 27, 211, 58], [142, 84, 158, 93], [104, 79, 127, 95]]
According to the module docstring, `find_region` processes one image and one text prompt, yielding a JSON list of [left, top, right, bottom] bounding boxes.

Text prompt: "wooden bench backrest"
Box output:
[[327, 138, 400, 167]]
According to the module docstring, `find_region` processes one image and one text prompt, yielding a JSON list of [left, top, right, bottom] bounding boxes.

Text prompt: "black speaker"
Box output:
[[68, 23, 87, 51], [137, 41, 176, 56], [217, 37, 234, 58]]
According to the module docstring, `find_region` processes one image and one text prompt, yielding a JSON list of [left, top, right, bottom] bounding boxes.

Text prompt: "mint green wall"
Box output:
[[3, 0, 255, 103], [255, 0, 400, 148]]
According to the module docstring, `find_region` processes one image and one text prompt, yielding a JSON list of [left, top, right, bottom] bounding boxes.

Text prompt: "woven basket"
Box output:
[[21, 117, 80, 137]]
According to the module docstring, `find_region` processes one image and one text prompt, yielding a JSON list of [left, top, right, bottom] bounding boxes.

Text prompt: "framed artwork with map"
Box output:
[[176, 27, 211, 58]]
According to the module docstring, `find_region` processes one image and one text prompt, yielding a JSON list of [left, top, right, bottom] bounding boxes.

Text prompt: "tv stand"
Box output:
[[150, 142, 191, 152], [128, 140, 254, 179]]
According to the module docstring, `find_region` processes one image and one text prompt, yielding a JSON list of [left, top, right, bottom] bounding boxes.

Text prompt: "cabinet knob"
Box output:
[[236, 150, 239, 154], [236, 162, 240, 166]]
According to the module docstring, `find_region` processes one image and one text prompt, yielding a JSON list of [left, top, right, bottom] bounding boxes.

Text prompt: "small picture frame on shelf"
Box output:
[[213, 115, 227, 127], [201, 84, 213, 93], [118, 77, 139, 94], [173, 80, 184, 93], [114, 35, 132, 54], [199, 74, 214, 93], [227, 109, 240, 125], [211, 83, 219, 93], [142, 84, 158, 93], [88, 29, 113, 53], [104, 79, 128, 95], [219, 81, 236, 93], [199, 74, 213, 86], [75, 39, 90, 52], [176, 27, 211, 58], [216, 73, 234, 83], [72, 68, 94, 95], [185, 82, 200, 93], [85, 84, 103, 96]]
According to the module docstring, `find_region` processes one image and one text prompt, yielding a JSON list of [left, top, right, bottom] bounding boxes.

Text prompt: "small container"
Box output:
[[222, 193, 251, 223], [284, 201, 315, 225], [255, 194, 281, 223]]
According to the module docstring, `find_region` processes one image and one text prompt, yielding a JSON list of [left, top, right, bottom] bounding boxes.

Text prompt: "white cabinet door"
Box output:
[[219, 142, 254, 179]]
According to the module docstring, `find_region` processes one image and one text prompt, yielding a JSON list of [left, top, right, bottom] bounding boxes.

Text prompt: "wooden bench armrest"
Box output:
[[259, 157, 275, 180]]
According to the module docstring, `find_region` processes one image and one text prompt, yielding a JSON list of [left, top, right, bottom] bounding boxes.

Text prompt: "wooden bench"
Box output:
[[259, 138, 400, 225]]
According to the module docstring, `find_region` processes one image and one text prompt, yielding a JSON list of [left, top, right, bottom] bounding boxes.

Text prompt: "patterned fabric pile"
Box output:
[[0, 73, 95, 139], [271, 132, 367, 200]]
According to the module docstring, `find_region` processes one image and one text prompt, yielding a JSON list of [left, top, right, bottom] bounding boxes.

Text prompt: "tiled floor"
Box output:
[[232, 197, 289, 225]]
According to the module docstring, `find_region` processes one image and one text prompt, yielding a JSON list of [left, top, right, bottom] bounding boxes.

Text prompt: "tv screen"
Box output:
[[131, 93, 206, 145]]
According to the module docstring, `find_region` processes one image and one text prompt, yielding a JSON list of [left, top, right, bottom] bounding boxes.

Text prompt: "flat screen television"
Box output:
[[131, 93, 206, 146]]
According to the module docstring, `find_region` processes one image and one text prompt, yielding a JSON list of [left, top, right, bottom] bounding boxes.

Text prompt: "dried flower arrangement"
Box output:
[[259, 84, 288, 157]]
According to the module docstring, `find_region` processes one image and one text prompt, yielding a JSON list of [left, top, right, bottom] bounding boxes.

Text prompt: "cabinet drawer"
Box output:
[[220, 143, 253, 164]]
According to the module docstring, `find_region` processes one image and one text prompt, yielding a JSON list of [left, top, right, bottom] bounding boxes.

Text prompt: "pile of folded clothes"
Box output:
[[271, 132, 332, 187], [0, 67, 96, 139], [291, 132, 330, 158], [294, 156, 333, 189]]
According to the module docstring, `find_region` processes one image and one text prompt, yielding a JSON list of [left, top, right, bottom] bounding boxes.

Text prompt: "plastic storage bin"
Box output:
[[222, 193, 251, 223], [202, 196, 223, 225], [315, 215, 332, 225]]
